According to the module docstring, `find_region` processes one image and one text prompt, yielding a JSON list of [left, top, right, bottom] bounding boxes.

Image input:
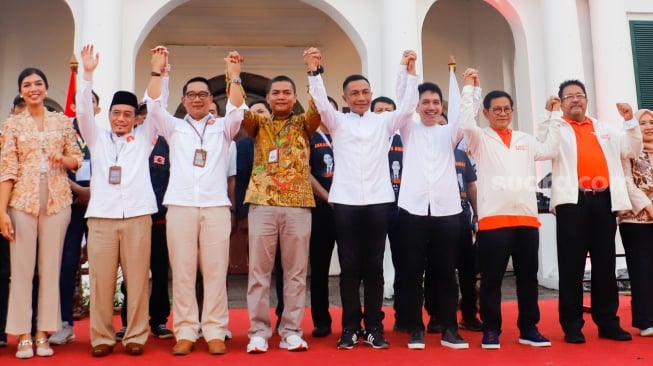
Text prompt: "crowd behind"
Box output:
[[0, 44, 652, 360]]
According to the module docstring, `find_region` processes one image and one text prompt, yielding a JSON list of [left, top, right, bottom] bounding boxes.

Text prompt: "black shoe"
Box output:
[[337, 329, 358, 350], [598, 327, 632, 341], [459, 317, 483, 332], [312, 325, 332, 338], [426, 317, 443, 334], [0, 332, 7, 347], [152, 324, 174, 339], [441, 329, 469, 349], [564, 330, 586, 344], [407, 330, 425, 350], [363, 329, 389, 349]]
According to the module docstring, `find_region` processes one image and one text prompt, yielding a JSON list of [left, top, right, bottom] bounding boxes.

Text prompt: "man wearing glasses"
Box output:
[[460, 70, 561, 349], [145, 47, 246, 355], [547, 80, 640, 344]]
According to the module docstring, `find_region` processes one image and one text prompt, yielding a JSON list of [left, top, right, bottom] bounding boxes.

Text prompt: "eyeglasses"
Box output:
[[561, 93, 586, 101], [184, 91, 211, 100], [490, 107, 513, 115]]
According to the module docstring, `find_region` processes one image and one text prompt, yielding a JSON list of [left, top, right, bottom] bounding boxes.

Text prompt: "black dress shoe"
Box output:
[[564, 331, 586, 344], [599, 327, 632, 341], [312, 326, 332, 337]]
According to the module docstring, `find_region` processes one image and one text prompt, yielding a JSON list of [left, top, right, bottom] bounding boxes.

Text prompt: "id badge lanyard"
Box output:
[[108, 133, 126, 184], [186, 117, 210, 167]]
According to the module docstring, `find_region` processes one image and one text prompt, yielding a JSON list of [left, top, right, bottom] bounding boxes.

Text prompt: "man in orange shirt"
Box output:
[[548, 80, 640, 344]]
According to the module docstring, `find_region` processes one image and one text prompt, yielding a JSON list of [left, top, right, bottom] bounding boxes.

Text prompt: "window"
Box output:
[[631, 21, 653, 110]]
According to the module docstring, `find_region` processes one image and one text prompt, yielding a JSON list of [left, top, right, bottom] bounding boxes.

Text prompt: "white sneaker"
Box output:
[[247, 336, 268, 354], [280, 334, 308, 351], [49, 322, 75, 345], [641, 327, 653, 337]]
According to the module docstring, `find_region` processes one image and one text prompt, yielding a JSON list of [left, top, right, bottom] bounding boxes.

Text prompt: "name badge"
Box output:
[[193, 148, 207, 167], [268, 148, 278, 163], [108, 166, 122, 184]]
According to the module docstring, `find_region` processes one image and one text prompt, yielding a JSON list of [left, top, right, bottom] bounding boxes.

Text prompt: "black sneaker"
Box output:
[[407, 330, 425, 350], [115, 326, 127, 341], [152, 324, 174, 339], [337, 329, 358, 350], [0, 332, 7, 347], [519, 327, 551, 347], [598, 327, 632, 341], [441, 328, 469, 349], [459, 317, 483, 332], [363, 329, 389, 349]]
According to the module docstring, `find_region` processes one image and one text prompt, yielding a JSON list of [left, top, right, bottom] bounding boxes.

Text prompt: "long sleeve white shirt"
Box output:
[[542, 110, 642, 212], [308, 66, 419, 205], [460, 85, 561, 220], [145, 76, 245, 207], [76, 79, 157, 219], [397, 120, 462, 216]]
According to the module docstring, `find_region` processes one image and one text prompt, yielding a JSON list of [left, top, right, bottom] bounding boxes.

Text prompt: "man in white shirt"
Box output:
[[145, 47, 245, 356], [76, 45, 158, 357], [460, 69, 560, 350], [306, 47, 418, 350], [548, 79, 640, 344], [395, 81, 468, 350]]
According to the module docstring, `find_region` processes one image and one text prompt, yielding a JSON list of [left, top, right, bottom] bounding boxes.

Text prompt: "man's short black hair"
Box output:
[[342, 74, 370, 91], [417, 82, 443, 102], [267, 75, 296, 94], [370, 96, 396, 112], [91, 90, 100, 104], [557, 79, 587, 99], [483, 90, 514, 110], [183, 76, 211, 95]]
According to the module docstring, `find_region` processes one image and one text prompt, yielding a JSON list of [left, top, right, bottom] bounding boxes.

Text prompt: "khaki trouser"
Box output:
[[87, 215, 151, 347], [167, 205, 231, 342], [6, 177, 70, 334], [247, 205, 311, 340]]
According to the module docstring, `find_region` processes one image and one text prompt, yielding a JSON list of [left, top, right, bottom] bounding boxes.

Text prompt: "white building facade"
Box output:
[[2, 0, 653, 286]]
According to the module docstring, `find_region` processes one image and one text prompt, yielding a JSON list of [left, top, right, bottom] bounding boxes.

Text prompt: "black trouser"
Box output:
[[387, 206, 403, 326], [149, 223, 170, 326], [60, 203, 87, 325], [619, 223, 653, 330], [478, 226, 540, 333], [556, 190, 620, 334], [424, 211, 478, 321], [121, 223, 170, 327], [309, 200, 336, 328], [398, 210, 459, 332], [334, 203, 391, 331]]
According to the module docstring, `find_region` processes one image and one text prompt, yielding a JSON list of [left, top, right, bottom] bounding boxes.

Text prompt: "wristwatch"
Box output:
[[230, 77, 242, 84], [151, 71, 162, 77], [307, 66, 324, 76]]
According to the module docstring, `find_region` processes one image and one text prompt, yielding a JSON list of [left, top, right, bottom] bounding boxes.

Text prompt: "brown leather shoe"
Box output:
[[125, 342, 144, 355], [207, 339, 226, 355], [92, 344, 113, 357], [172, 339, 194, 356]]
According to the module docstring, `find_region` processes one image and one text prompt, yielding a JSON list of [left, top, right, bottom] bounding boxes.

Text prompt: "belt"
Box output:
[[579, 188, 608, 196]]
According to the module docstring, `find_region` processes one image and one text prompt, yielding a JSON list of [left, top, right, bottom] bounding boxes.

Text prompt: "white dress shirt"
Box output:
[[308, 66, 419, 205], [398, 120, 462, 216], [146, 78, 245, 207], [76, 79, 157, 219]]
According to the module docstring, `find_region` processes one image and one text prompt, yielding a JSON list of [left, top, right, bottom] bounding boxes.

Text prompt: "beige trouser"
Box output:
[[6, 177, 70, 334], [87, 215, 152, 347], [166, 205, 231, 342], [247, 205, 311, 340]]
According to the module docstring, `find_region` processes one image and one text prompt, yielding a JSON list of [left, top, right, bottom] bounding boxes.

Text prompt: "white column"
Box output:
[[78, 0, 124, 118], [588, 0, 638, 122], [540, 0, 585, 91], [379, 0, 421, 99]]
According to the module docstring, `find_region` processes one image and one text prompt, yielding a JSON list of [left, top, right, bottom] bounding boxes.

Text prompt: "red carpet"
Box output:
[[2, 296, 651, 366]]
